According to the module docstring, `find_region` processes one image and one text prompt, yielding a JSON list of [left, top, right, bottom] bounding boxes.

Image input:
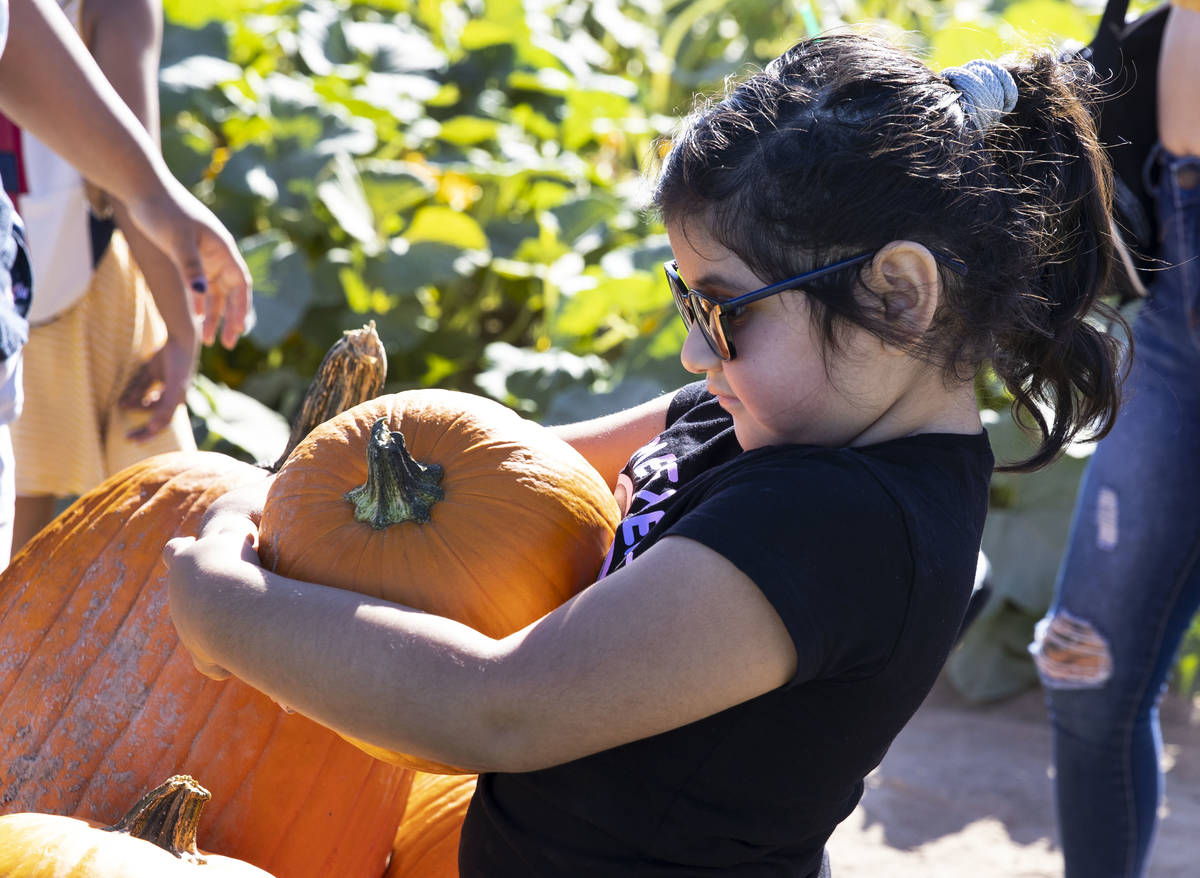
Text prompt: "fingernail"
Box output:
[[191, 278, 208, 293]]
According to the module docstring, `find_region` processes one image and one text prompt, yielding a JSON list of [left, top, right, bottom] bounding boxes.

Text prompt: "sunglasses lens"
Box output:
[[693, 298, 731, 360], [669, 277, 695, 328], [665, 263, 732, 360]]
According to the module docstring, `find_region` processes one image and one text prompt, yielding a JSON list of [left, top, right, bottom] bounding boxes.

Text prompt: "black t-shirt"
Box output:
[[459, 382, 994, 877]]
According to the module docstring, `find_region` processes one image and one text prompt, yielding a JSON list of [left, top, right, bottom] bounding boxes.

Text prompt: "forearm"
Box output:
[[115, 207, 199, 351], [1159, 5, 1200, 156], [166, 537, 514, 772], [0, 0, 172, 205]]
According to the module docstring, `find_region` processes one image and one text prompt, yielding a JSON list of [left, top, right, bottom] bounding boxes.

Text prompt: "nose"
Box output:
[[680, 322, 721, 374]]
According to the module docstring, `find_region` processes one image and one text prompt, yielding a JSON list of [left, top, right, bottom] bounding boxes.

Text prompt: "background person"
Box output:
[[6, 0, 218, 554], [1031, 3, 1200, 876], [0, 0, 251, 567]]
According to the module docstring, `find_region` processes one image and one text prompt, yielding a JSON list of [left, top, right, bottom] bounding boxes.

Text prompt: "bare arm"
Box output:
[[85, 0, 199, 437], [550, 392, 674, 489], [1159, 4, 1200, 156], [0, 0, 250, 347], [163, 505, 797, 773]]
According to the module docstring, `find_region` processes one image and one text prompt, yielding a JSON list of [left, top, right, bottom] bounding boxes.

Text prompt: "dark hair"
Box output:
[[652, 33, 1132, 472]]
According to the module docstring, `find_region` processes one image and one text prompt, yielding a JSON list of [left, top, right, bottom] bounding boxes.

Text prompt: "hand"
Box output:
[[163, 510, 262, 682], [119, 334, 196, 441], [124, 177, 253, 350]]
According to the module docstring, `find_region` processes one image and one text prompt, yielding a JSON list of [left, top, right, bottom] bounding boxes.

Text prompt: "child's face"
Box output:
[[666, 222, 911, 451]]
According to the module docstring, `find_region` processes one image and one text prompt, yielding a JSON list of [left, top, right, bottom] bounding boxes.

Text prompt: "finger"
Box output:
[[199, 274, 220, 347], [162, 535, 196, 569], [125, 398, 174, 442], [215, 253, 252, 349], [192, 657, 232, 681], [118, 367, 155, 409]]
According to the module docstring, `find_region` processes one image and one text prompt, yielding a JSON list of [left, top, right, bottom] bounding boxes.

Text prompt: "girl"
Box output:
[[165, 33, 1128, 877]]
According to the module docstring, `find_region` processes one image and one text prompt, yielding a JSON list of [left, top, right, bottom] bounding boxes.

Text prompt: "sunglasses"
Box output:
[[664, 249, 968, 361]]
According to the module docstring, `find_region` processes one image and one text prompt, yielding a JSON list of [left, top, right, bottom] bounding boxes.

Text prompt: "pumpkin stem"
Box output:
[[345, 418, 444, 527], [272, 321, 389, 472], [105, 774, 211, 864]]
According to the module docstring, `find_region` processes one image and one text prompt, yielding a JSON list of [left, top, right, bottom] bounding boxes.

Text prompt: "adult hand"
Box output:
[[119, 333, 196, 441], [124, 177, 253, 350]]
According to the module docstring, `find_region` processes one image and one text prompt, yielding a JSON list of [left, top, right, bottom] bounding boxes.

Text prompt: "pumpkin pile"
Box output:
[[0, 326, 413, 877]]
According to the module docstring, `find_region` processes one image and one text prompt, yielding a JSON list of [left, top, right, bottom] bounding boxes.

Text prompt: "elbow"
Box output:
[[459, 701, 559, 774]]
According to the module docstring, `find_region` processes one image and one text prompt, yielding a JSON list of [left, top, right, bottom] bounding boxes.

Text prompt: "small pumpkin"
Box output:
[[257, 389, 622, 772], [0, 326, 413, 877], [385, 772, 479, 878], [0, 775, 274, 876]]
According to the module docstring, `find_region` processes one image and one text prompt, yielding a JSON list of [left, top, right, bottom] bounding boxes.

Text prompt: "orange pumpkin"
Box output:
[[257, 389, 621, 772], [385, 772, 479, 878], [0, 326, 413, 877], [0, 775, 274, 877]]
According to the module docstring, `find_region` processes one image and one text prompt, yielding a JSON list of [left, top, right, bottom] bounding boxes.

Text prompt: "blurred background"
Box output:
[[161, 0, 1196, 710]]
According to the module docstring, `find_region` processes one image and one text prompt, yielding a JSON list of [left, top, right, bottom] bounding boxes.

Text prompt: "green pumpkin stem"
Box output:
[[106, 774, 210, 864], [346, 418, 445, 527]]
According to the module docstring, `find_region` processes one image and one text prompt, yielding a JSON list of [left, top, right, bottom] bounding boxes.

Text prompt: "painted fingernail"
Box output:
[[191, 278, 208, 293]]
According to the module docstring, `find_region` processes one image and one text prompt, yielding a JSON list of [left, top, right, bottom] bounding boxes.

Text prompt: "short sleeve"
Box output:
[[663, 449, 914, 686], [666, 381, 710, 426]]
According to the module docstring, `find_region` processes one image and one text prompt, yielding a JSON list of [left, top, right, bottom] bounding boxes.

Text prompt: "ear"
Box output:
[[861, 240, 942, 339]]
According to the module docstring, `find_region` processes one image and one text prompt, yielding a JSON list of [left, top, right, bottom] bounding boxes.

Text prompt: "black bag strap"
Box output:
[[1099, 0, 1131, 35]]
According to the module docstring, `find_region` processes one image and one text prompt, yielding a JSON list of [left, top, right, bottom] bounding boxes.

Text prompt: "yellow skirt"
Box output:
[[13, 230, 195, 498]]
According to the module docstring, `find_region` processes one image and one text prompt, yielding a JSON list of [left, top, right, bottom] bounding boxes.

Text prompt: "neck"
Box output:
[[848, 376, 982, 447]]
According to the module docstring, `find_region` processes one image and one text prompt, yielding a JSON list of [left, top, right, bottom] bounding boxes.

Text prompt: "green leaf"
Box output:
[[928, 22, 1010, 70], [365, 238, 478, 292], [946, 596, 1042, 704], [187, 373, 291, 465], [475, 341, 610, 415], [317, 154, 381, 246], [360, 159, 438, 220], [343, 19, 447, 73], [406, 206, 489, 250], [164, 0, 265, 28], [240, 231, 316, 348], [1002, 0, 1095, 48], [438, 116, 504, 146]]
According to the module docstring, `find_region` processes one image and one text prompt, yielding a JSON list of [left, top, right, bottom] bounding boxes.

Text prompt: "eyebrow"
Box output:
[[686, 271, 750, 297]]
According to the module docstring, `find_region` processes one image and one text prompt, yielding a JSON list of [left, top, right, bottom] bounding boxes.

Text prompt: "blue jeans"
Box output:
[[1031, 148, 1200, 878]]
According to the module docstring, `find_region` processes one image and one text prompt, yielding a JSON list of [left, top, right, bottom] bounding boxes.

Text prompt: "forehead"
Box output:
[[665, 220, 764, 291]]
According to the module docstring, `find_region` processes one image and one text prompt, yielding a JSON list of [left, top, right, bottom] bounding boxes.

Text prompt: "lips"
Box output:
[[707, 385, 738, 408]]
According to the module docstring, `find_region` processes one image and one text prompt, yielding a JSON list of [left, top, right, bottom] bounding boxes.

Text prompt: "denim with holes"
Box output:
[[1037, 147, 1200, 878]]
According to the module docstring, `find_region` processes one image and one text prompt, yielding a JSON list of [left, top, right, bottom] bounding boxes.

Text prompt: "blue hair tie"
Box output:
[[942, 59, 1018, 131]]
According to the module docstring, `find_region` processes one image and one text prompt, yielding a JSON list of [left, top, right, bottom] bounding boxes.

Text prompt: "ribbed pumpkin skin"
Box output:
[[257, 389, 622, 772], [0, 812, 274, 877], [385, 772, 478, 878], [0, 451, 413, 878], [259, 390, 621, 635]]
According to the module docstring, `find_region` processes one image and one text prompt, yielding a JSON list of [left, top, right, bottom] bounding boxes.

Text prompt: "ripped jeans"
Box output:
[[1031, 147, 1200, 878]]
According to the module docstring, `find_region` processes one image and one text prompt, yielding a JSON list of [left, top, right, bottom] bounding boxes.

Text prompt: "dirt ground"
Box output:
[[825, 674, 1200, 877]]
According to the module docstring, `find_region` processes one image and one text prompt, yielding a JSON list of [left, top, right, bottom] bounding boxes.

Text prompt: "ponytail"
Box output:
[[987, 52, 1131, 472]]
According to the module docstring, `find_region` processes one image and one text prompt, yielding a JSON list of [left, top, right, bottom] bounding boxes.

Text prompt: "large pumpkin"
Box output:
[[385, 772, 479, 878], [257, 389, 622, 772], [0, 326, 412, 877], [0, 776, 274, 877]]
